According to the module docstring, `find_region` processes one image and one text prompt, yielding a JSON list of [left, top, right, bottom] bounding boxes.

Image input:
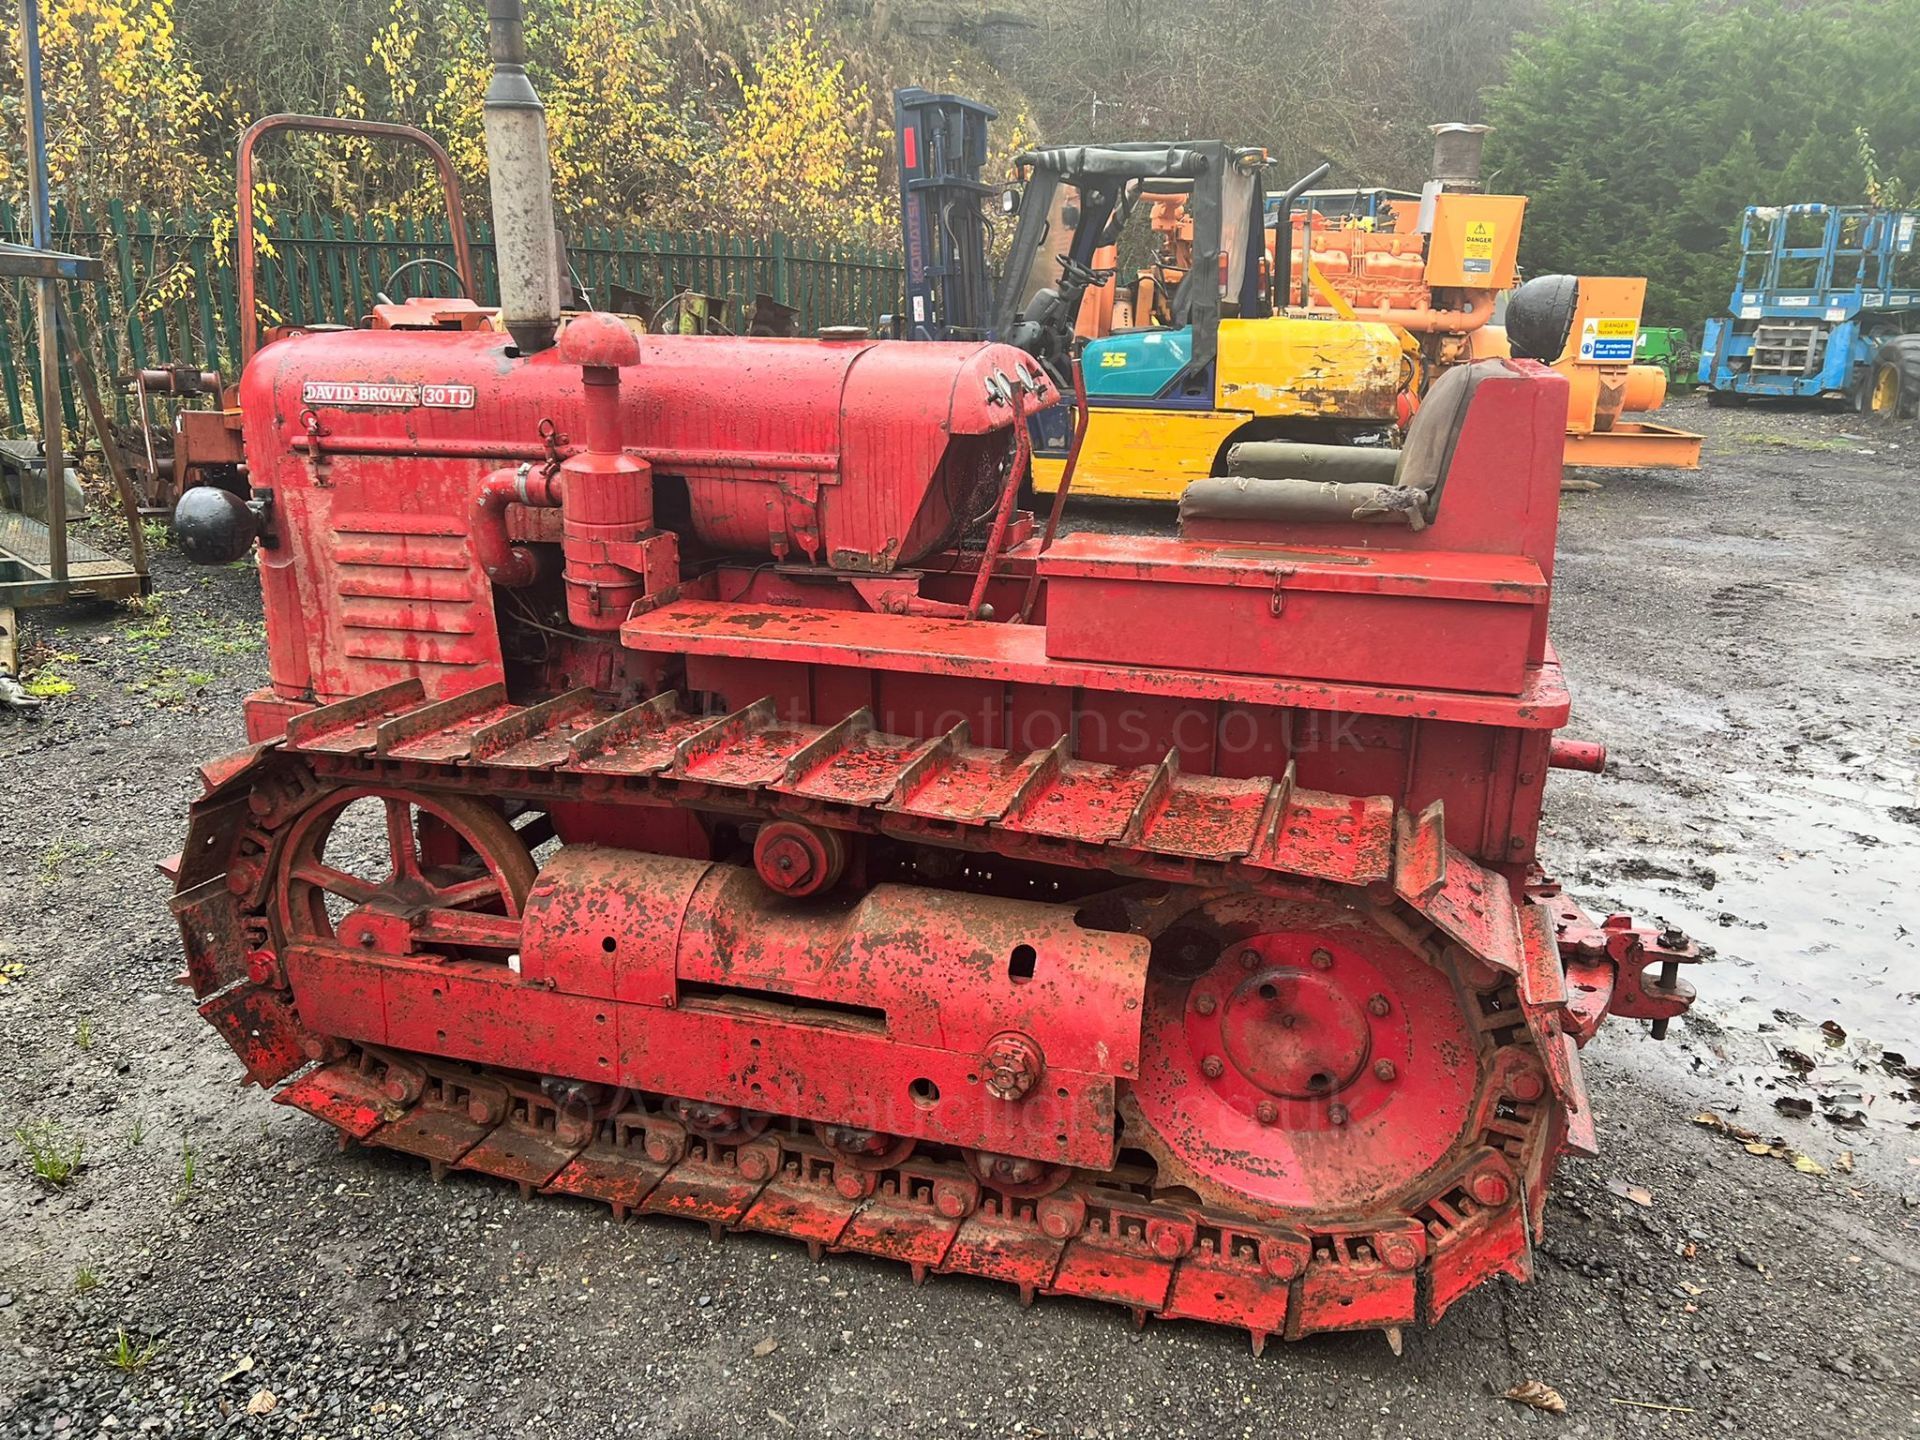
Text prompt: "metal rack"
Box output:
[[1, 0, 150, 704]]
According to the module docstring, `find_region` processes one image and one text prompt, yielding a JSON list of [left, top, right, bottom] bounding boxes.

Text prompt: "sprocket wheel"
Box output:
[[273, 786, 537, 953], [1126, 900, 1484, 1218]]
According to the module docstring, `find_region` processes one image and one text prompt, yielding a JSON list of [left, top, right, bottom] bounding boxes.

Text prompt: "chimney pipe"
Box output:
[[1428, 122, 1491, 193], [484, 0, 564, 353]]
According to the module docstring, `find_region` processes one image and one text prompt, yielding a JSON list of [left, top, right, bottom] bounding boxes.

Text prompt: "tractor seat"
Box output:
[[1178, 359, 1494, 532]]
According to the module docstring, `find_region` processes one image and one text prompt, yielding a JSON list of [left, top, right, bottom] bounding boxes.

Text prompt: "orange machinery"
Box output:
[[1075, 125, 1702, 470]]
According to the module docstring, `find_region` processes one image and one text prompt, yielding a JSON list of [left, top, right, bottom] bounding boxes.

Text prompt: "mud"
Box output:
[[0, 393, 1916, 1438], [1545, 399, 1920, 1155]]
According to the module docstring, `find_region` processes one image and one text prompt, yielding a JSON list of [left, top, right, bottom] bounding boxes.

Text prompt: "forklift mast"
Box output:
[[891, 88, 997, 341]]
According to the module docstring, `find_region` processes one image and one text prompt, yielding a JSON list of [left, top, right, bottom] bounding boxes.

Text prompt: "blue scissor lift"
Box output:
[[1700, 203, 1920, 413]]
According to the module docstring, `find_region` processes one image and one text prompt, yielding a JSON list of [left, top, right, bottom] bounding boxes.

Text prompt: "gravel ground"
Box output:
[[1, 393, 1916, 1439]]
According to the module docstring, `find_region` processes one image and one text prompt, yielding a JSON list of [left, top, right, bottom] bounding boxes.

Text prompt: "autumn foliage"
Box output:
[[0, 0, 957, 249]]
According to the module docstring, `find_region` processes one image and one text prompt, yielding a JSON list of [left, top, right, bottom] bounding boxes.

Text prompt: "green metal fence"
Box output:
[[0, 198, 906, 434]]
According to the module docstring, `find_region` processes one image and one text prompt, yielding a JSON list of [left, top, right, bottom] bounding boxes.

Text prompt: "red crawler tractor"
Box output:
[[167, 2, 1697, 1351]]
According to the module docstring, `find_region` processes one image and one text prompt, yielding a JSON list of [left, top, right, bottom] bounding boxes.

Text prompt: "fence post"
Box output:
[[771, 232, 791, 307], [0, 197, 22, 430]]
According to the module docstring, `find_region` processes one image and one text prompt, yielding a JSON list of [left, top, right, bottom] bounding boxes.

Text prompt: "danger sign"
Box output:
[[1577, 316, 1636, 364], [1461, 220, 1496, 276]]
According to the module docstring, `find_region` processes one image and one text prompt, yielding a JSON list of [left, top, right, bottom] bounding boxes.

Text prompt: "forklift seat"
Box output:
[[1178, 359, 1494, 531]]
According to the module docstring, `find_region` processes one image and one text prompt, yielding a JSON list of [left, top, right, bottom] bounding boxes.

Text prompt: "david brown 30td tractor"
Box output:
[[167, 0, 1698, 1351]]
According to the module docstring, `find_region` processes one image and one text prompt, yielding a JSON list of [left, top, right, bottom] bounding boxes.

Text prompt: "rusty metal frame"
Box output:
[[1560, 420, 1705, 469], [236, 114, 477, 368], [0, 0, 147, 616]]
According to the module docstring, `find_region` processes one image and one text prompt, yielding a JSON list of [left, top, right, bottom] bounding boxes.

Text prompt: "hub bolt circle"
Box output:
[[1367, 993, 1391, 1016], [1201, 1055, 1226, 1080], [1310, 948, 1334, 971], [1327, 1103, 1350, 1126], [1255, 1100, 1279, 1126], [1470, 1171, 1513, 1208], [1373, 1059, 1397, 1082], [982, 1031, 1045, 1102], [1193, 991, 1217, 1016]]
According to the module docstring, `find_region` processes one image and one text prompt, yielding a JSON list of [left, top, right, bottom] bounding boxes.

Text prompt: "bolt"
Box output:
[[1510, 1070, 1545, 1103], [1379, 1235, 1421, 1272], [1372, 1059, 1397, 1082], [834, 1170, 870, 1201], [1327, 1103, 1349, 1127], [738, 1148, 773, 1183], [1240, 950, 1260, 970], [1255, 1100, 1279, 1126], [1148, 1223, 1189, 1260], [466, 1098, 496, 1125], [1658, 926, 1688, 949], [1367, 993, 1391, 1017], [1193, 992, 1217, 1016], [933, 1182, 971, 1220], [643, 1134, 677, 1165], [760, 836, 812, 887], [1310, 948, 1334, 970], [982, 1032, 1044, 1102], [1470, 1171, 1513, 1208], [358, 931, 376, 949], [1200, 1055, 1225, 1080], [1263, 1245, 1303, 1281]]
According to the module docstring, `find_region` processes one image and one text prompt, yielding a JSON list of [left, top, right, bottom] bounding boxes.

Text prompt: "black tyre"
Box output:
[[1705, 387, 1746, 408], [1858, 334, 1920, 418]]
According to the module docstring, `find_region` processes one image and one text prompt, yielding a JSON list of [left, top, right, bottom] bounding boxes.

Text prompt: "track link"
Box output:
[[277, 1038, 1546, 1350], [170, 681, 1694, 1345]]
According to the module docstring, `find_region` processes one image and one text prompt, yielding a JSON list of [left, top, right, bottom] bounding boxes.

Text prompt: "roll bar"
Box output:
[[236, 114, 476, 367]]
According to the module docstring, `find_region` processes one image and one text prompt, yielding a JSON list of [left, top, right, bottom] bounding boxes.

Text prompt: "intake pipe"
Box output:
[[484, 0, 564, 353]]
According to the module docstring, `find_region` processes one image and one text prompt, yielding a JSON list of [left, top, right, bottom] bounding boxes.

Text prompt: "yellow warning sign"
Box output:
[[1577, 316, 1638, 363], [1461, 220, 1496, 275]]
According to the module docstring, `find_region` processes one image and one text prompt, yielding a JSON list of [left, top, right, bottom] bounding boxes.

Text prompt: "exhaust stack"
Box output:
[[1428, 122, 1491, 193], [1416, 122, 1492, 234], [484, 0, 564, 353]]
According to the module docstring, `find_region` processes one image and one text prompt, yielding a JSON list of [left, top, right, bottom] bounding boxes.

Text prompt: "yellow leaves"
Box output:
[[692, 7, 891, 246], [0, 0, 219, 215], [3, 0, 940, 259]]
